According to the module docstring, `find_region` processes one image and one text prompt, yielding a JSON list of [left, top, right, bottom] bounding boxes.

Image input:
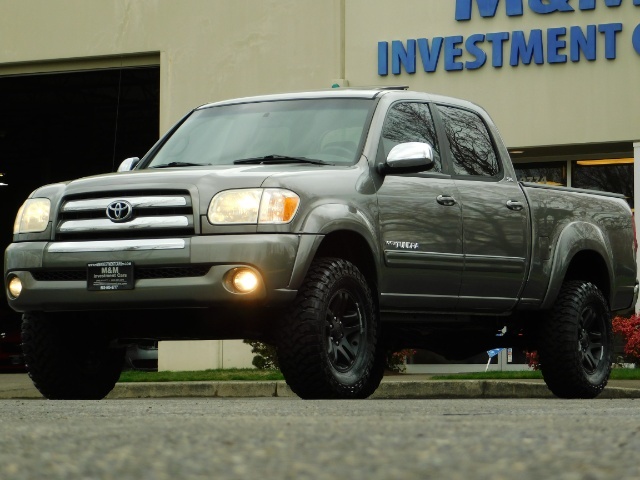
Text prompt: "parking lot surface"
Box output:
[[1, 398, 639, 479]]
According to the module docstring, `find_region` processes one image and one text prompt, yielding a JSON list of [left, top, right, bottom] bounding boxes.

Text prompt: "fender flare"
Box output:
[[287, 203, 381, 290], [540, 221, 614, 310]]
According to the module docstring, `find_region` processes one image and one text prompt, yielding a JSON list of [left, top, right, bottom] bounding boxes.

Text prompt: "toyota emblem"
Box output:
[[106, 200, 133, 223]]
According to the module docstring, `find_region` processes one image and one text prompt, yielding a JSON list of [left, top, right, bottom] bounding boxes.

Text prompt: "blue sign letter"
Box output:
[[510, 30, 544, 65], [547, 27, 568, 63], [633, 23, 640, 55], [392, 40, 416, 75], [528, 0, 574, 14], [444, 36, 464, 71], [378, 42, 389, 75], [486, 31, 510, 67], [570, 25, 596, 61], [417, 37, 444, 72], [598, 23, 622, 59], [465, 34, 488, 69], [455, 0, 523, 21]]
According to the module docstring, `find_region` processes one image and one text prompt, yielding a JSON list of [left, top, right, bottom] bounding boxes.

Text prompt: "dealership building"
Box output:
[[1, 0, 638, 371]]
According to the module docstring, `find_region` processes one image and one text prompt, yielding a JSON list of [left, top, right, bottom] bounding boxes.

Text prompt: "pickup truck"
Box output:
[[4, 88, 637, 400]]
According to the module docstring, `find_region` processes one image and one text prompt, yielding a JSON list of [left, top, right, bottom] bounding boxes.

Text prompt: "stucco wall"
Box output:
[[1, 1, 637, 147], [0, 0, 343, 133], [345, 0, 640, 148]]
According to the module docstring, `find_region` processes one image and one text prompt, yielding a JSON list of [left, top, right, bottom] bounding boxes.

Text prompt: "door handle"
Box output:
[[506, 200, 524, 211], [436, 195, 457, 206]]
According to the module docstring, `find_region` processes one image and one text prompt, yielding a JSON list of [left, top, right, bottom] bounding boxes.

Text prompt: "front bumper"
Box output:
[[4, 234, 311, 312]]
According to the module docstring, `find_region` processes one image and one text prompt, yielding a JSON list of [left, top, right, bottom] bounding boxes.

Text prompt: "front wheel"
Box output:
[[537, 281, 612, 399], [277, 258, 384, 399], [21, 313, 125, 400]]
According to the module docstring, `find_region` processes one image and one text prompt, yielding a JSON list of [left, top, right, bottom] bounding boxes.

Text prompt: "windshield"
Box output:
[[144, 98, 375, 168]]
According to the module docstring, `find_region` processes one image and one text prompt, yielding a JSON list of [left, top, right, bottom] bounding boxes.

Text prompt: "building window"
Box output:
[[514, 161, 567, 186], [572, 159, 634, 208]]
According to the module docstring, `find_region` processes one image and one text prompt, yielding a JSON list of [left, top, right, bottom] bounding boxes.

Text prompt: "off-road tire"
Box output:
[[277, 257, 385, 399], [21, 313, 125, 400], [538, 281, 612, 399]]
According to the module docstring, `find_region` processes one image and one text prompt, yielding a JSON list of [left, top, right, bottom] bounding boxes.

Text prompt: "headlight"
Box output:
[[13, 198, 51, 234], [208, 188, 300, 225]]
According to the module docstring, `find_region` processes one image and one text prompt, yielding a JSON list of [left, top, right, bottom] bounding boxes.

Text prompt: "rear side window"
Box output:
[[436, 105, 500, 178], [380, 102, 442, 173]]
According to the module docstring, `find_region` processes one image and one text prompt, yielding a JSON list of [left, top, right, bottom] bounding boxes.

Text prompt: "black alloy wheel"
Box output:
[[326, 288, 364, 372], [537, 280, 612, 399], [277, 257, 385, 399]]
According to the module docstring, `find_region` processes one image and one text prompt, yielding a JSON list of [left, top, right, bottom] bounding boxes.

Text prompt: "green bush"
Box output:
[[243, 340, 279, 370], [244, 340, 413, 373]]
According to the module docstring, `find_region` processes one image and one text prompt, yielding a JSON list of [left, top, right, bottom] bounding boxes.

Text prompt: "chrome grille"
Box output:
[[56, 192, 194, 241]]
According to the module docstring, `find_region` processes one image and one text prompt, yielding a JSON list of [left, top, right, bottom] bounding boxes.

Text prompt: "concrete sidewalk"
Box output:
[[3, 373, 640, 400]]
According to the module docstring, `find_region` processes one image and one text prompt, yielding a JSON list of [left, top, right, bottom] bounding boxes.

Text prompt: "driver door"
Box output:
[[376, 102, 463, 310]]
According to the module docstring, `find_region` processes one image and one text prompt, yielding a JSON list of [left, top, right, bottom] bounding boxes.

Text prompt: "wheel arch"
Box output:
[[540, 221, 613, 310], [313, 230, 379, 293], [288, 203, 381, 295]]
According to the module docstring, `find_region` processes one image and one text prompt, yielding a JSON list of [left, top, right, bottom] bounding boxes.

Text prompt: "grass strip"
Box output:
[[431, 369, 640, 381], [431, 371, 543, 380], [119, 367, 640, 383], [119, 368, 284, 383]]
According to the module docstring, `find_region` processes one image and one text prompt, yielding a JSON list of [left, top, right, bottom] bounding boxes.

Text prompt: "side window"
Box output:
[[380, 102, 442, 173], [436, 105, 500, 178]]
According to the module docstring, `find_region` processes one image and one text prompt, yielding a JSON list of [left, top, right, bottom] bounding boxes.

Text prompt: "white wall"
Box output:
[[158, 340, 255, 371]]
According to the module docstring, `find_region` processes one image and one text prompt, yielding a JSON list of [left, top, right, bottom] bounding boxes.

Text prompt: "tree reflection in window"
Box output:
[[381, 102, 442, 173], [437, 105, 500, 177], [573, 162, 634, 208]]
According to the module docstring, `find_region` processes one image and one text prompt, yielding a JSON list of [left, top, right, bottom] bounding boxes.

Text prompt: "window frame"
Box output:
[[376, 100, 452, 178]]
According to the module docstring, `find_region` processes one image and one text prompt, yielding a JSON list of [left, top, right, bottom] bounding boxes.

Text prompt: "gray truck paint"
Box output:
[[4, 89, 637, 341]]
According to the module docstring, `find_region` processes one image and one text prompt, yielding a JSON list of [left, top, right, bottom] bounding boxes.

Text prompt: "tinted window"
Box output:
[[380, 102, 442, 173], [437, 105, 500, 177]]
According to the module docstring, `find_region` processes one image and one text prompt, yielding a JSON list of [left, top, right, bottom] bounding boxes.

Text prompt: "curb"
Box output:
[[3, 380, 640, 400], [104, 380, 640, 400]]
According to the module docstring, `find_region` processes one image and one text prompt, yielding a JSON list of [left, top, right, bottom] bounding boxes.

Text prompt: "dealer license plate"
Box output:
[[87, 261, 134, 291]]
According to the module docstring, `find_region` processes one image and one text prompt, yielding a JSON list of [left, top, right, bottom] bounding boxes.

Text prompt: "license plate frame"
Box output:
[[87, 261, 134, 291]]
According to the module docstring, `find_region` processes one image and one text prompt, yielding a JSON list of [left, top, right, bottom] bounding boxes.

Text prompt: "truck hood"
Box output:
[[53, 162, 353, 194], [61, 165, 293, 194]]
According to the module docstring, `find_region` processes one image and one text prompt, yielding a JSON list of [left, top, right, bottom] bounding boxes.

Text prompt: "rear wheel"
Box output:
[[537, 281, 612, 399], [277, 258, 384, 399], [21, 313, 125, 400]]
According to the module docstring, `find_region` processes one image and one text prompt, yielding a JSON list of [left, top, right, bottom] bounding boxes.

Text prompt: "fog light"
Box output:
[[227, 268, 260, 294], [8, 276, 22, 299]]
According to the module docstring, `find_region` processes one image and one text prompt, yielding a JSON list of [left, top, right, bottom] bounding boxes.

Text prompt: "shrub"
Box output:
[[525, 350, 540, 370], [387, 349, 416, 373], [612, 314, 640, 363], [243, 340, 279, 370], [244, 340, 415, 373]]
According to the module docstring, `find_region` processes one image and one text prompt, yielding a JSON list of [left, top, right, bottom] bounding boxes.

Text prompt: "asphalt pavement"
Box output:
[[2, 373, 640, 399], [4, 398, 640, 479]]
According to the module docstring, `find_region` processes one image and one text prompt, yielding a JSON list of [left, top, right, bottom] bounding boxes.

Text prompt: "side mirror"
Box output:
[[378, 142, 435, 175], [117, 157, 141, 172]]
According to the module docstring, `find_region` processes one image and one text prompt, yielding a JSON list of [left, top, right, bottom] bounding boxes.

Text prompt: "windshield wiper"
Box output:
[[233, 155, 331, 166], [149, 162, 211, 169]]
